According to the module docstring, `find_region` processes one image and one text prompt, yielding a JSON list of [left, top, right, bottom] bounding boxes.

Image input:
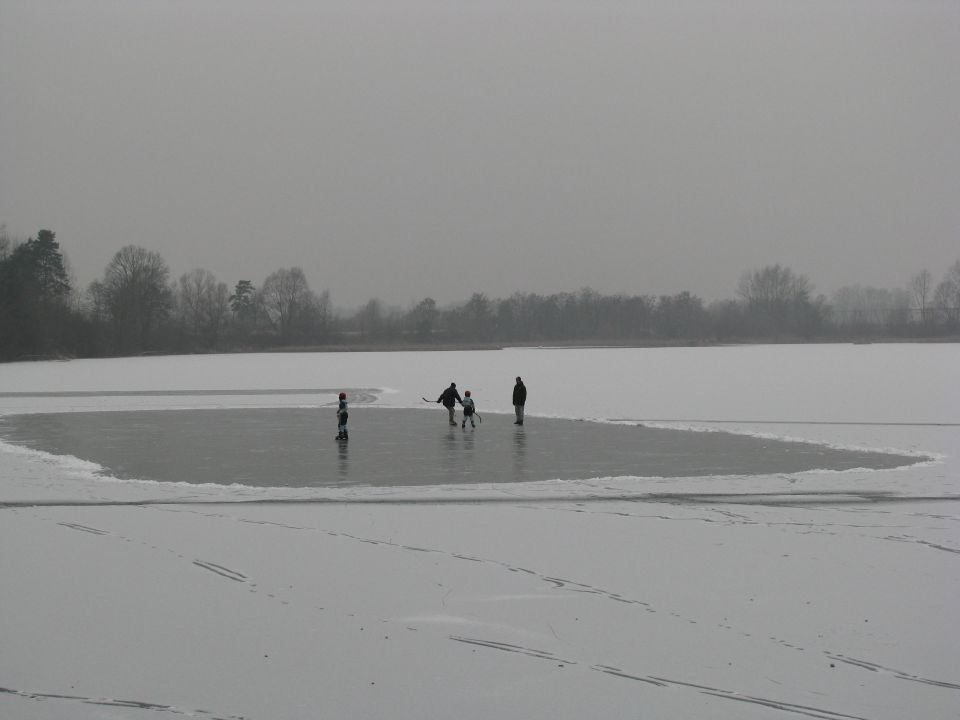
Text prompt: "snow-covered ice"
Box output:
[[1, 344, 958, 719]]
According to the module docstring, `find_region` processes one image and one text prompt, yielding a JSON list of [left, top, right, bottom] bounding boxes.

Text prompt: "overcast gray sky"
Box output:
[[1, 0, 957, 308]]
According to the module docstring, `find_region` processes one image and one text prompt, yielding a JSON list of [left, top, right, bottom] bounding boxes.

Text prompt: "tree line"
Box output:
[[1, 227, 958, 361]]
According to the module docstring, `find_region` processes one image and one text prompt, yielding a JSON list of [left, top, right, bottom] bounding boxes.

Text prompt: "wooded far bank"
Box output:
[[1, 228, 958, 361]]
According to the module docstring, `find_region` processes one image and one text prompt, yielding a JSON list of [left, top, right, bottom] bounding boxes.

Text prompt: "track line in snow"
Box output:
[[444, 636, 871, 720], [57, 521, 109, 535], [0, 685, 250, 719], [825, 653, 960, 690], [192, 559, 248, 583], [449, 635, 577, 664], [882, 535, 960, 555]]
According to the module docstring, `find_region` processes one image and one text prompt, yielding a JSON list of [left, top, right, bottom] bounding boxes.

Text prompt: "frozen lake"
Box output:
[[0, 406, 921, 488], [1, 344, 958, 720]]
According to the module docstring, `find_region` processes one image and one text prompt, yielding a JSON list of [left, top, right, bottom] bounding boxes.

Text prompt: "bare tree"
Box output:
[[177, 269, 218, 338], [208, 281, 231, 346], [831, 285, 911, 327], [933, 260, 960, 327], [100, 245, 171, 352], [908, 269, 933, 324], [461, 292, 495, 340], [409, 297, 438, 342], [736, 264, 820, 335], [357, 298, 384, 340], [737, 265, 813, 307], [260, 267, 312, 341], [307, 288, 332, 340]]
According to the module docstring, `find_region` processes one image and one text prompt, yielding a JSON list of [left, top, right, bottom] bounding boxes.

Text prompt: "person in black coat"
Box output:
[[436, 382, 462, 426], [336, 392, 349, 440], [512, 376, 527, 425]]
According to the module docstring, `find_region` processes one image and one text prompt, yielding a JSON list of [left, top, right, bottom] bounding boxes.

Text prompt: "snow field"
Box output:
[[1, 344, 958, 719]]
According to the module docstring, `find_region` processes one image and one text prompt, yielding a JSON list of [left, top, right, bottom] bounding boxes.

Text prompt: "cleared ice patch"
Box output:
[[0, 407, 927, 493]]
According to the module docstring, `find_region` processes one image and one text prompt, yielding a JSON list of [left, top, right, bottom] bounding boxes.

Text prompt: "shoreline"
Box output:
[[7, 335, 959, 362]]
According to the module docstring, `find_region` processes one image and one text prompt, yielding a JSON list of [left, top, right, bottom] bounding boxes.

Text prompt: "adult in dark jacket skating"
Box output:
[[436, 383, 462, 426], [512, 377, 527, 425]]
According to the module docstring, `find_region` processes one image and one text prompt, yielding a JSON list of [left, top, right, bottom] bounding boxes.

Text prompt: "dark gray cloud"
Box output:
[[2, 0, 957, 307]]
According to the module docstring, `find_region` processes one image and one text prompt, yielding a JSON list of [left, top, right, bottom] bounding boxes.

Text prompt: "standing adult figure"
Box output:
[[436, 382, 462, 426], [336, 392, 349, 440], [512, 376, 527, 425]]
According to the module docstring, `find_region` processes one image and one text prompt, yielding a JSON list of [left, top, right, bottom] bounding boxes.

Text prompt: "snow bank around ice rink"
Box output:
[[1, 344, 958, 720]]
